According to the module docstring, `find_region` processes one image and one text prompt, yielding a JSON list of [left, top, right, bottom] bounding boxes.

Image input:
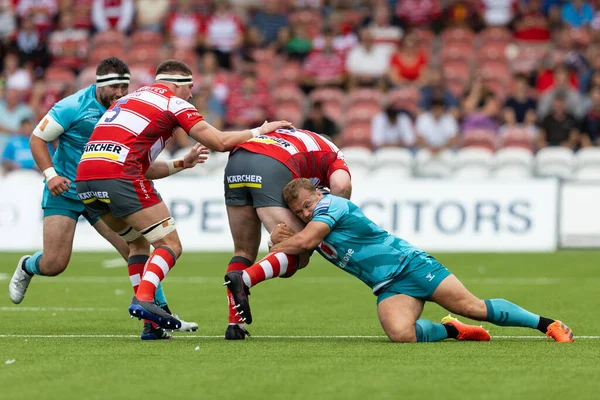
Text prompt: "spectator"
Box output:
[[371, 106, 416, 149], [514, 0, 551, 42], [225, 71, 272, 128], [462, 92, 502, 134], [387, 30, 428, 86], [419, 67, 459, 114], [274, 24, 312, 61], [536, 58, 579, 93], [500, 101, 541, 149], [193, 83, 224, 130], [345, 28, 390, 88], [480, 0, 517, 26], [580, 85, 600, 147], [48, 11, 89, 71], [239, 25, 263, 61], [561, 0, 594, 28], [302, 28, 346, 90], [0, 86, 34, 137], [395, 0, 441, 28], [415, 98, 458, 152], [2, 118, 36, 174], [166, 0, 203, 50], [368, 5, 402, 56], [91, 0, 135, 33], [302, 101, 340, 144], [538, 91, 581, 149], [312, 13, 358, 55], [443, 0, 484, 30], [2, 52, 32, 93], [198, 51, 229, 103], [504, 74, 537, 124], [66, 0, 94, 30], [13, 13, 50, 73], [250, 0, 287, 45], [0, 0, 16, 42], [538, 64, 588, 119], [202, 0, 244, 70], [136, 0, 170, 32], [16, 0, 58, 35]]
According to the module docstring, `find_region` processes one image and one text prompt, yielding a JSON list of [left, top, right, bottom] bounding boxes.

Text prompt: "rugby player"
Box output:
[[75, 59, 294, 330], [8, 58, 204, 340], [227, 178, 575, 343], [222, 128, 352, 340]]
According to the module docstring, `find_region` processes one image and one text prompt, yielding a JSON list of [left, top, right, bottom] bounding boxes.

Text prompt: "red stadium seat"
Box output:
[[274, 102, 305, 127], [130, 31, 163, 47], [478, 42, 509, 63], [479, 27, 512, 46], [501, 127, 536, 151], [45, 67, 76, 91], [346, 88, 384, 108], [346, 101, 382, 124], [341, 122, 372, 149], [443, 60, 472, 84], [309, 87, 345, 106], [87, 44, 126, 66], [92, 30, 127, 47], [76, 66, 97, 89], [460, 129, 499, 152], [441, 42, 475, 64], [386, 86, 419, 114], [479, 61, 511, 85], [127, 44, 161, 65], [441, 27, 475, 46], [273, 85, 306, 106]]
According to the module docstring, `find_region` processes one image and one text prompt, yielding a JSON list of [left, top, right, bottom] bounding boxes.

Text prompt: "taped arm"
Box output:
[[30, 114, 65, 174]]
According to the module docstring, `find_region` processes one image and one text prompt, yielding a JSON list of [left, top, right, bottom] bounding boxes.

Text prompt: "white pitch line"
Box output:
[[0, 334, 598, 339], [0, 307, 119, 312]]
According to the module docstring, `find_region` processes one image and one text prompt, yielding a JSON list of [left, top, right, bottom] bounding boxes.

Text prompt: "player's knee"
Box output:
[[385, 326, 417, 343]]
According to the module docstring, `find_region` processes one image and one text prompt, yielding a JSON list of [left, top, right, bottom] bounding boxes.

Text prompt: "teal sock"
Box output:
[[24, 251, 43, 276], [484, 299, 540, 328], [415, 319, 449, 342], [154, 283, 168, 308]]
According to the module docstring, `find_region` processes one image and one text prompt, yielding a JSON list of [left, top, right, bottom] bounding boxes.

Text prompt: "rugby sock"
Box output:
[[136, 246, 176, 302], [227, 257, 252, 325], [536, 316, 555, 333], [23, 251, 43, 276], [241, 252, 299, 288], [484, 299, 540, 329], [415, 320, 449, 342], [128, 255, 170, 309]]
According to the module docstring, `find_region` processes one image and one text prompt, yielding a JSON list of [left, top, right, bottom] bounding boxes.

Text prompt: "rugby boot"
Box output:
[[172, 314, 198, 332], [9, 256, 32, 304], [546, 321, 574, 342], [129, 296, 181, 330], [140, 321, 173, 340], [223, 271, 252, 324], [441, 315, 491, 341], [225, 324, 251, 340]]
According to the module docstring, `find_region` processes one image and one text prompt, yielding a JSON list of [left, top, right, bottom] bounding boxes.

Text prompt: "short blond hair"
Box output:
[[282, 178, 317, 205]]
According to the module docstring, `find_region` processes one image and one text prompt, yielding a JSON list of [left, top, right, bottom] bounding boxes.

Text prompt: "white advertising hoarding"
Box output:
[[560, 183, 600, 248], [0, 175, 559, 252]]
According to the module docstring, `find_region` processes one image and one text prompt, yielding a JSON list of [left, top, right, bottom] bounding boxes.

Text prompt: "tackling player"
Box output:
[[222, 128, 352, 340], [228, 178, 574, 343], [8, 58, 201, 340], [75, 59, 294, 331]]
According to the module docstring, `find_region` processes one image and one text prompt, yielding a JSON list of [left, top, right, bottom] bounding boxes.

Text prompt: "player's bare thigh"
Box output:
[[226, 205, 262, 262], [257, 206, 309, 267], [39, 215, 77, 276], [428, 274, 487, 321], [377, 294, 425, 343]]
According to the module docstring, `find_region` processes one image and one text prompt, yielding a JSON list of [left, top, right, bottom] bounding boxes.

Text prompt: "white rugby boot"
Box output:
[[173, 314, 198, 332], [9, 255, 33, 304]]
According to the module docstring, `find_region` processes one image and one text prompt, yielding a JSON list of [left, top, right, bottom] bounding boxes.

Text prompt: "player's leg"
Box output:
[[430, 273, 574, 342], [9, 214, 77, 304], [224, 204, 261, 338], [377, 293, 434, 343]]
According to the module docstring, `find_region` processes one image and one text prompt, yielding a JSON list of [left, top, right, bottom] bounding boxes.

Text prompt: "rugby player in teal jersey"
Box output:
[[226, 178, 574, 343], [9, 58, 205, 340]]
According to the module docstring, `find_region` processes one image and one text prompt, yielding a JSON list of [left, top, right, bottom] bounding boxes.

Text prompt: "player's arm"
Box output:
[[145, 143, 209, 180], [187, 120, 293, 152], [271, 221, 331, 255], [329, 169, 352, 199], [30, 114, 71, 196]]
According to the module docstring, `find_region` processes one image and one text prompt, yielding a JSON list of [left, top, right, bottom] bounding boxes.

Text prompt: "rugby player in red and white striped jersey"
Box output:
[[223, 128, 353, 339], [75, 59, 293, 330]]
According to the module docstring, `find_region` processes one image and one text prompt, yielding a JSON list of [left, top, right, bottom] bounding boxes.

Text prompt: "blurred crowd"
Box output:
[[2, 0, 600, 175]]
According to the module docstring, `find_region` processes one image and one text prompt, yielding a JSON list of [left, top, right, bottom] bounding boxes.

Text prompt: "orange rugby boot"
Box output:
[[441, 315, 491, 341], [546, 321, 574, 343]]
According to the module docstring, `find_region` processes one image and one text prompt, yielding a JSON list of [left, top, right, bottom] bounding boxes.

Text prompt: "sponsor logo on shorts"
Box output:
[[317, 241, 338, 260], [338, 248, 354, 269], [81, 141, 130, 164], [78, 190, 110, 204], [227, 174, 263, 189], [425, 272, 435, 282], [137, 179, 150, 199]]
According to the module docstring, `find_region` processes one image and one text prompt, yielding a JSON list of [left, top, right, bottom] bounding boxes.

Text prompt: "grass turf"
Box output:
[[0, 251, 598, 400]]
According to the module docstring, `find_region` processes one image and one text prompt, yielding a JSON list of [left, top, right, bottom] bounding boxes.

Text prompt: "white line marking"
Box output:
[[0, 334, 597, 339], [1, 276, 597, 285], [101, 258, 127, 269], [0, 307, 119, 312]]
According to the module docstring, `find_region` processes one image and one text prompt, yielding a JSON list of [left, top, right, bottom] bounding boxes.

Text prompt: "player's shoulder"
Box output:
[[167, 95, 196, 114], [314, 194, 347, 216], [54, 85, 94, 110]]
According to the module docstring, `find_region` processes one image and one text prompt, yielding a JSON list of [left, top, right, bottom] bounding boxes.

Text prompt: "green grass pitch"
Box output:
[[0, 251, 599, 400]]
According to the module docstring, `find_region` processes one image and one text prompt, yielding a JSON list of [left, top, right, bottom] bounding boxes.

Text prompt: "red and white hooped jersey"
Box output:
[[233, 128, 350, 187], [76, 83, 204, 181]]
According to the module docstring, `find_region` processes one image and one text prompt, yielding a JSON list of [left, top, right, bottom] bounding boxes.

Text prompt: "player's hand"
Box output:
[[183, 143, 210, 169], [259, 120, 295, 135], [47, 176, 71, 196], [270, 222, 296, 245]]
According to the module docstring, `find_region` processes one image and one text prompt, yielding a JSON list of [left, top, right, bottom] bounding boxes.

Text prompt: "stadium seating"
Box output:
[[535, 147, 574, 180], [415, 149, 455, 178]]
